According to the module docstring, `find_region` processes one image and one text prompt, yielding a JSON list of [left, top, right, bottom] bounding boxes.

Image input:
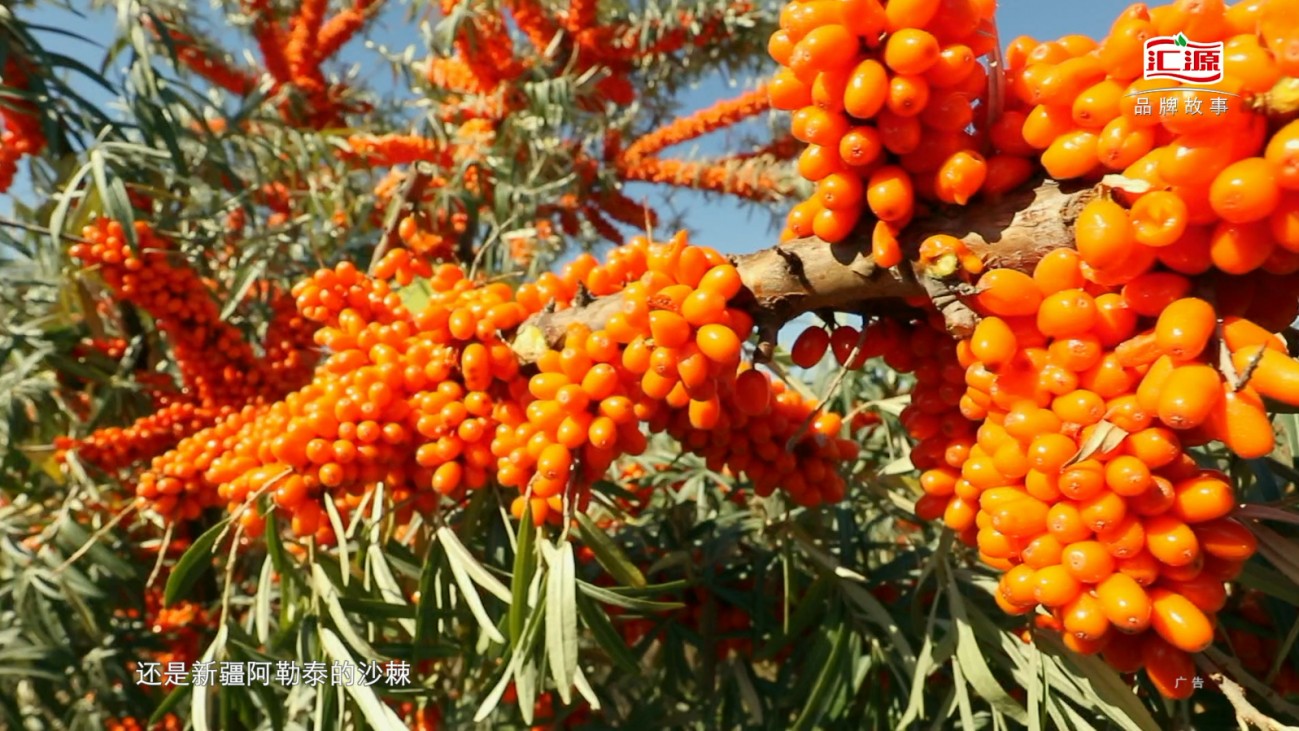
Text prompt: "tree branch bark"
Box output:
[[510, 177, 1099, 361]]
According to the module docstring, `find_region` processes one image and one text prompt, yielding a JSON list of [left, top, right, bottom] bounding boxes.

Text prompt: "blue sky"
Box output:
[[5, 0, 1138, 254]]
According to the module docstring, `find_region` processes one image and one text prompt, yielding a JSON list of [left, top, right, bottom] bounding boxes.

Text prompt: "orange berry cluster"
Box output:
[[789, 260, 1295, 697], [0, 55, 47, 193], [105, 715, 181, 731], [948, 263, 1265, 698], [71, 220, 267, 407], [507, 234, 855, 522], [994, 0, 1299, 282], [771, 0, 1299, 698], [130, 232, 854, 534], [921, 257, 1294, 697], [769, 0, 1005, 249], [61, 220, 319, 475]]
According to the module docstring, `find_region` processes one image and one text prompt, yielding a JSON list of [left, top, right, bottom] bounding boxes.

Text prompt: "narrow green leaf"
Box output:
[[414, 538, 441, 652], [544, 540, 579, 705], [791, 623, 849, 731], [221, 258, 268, 320], [575, 513, 646, 588], [88, 150, 136, 249], [147, 684, 190, 726], [255, 556, 273, 644], [439, 532, 507, 644], [164, 518, 229, 606], [509, 508, 537, 646], [898, 606, 957, 729], [474, 572, 549, 724], [310, 563, 383, 661], [367, 544, 416, 636], [324, 497, 350, 587], [949, 655, 977, 731], [571, 664, 602, 712], [49, 161, 92, 252], [191, 624, 228, 731], [319, 629, 407, 730], [576, 590, 639, 674], [945, 571, 1028, 725], [1035, 634, 1162, 731], [577, 580, 685, 611], [436, 526, 511, 602]]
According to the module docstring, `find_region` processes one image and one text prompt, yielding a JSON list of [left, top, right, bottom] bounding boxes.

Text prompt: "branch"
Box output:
[[369, 160, 436, 275], [510, 177, 1098, 360], [1196, 654, 1299, 730]]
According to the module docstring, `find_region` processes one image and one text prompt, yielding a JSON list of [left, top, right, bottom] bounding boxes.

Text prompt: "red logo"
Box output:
[[1144, 33, 1224, 84]]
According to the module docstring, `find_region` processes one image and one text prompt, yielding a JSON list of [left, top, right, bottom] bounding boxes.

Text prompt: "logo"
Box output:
[[1143, 32, 1223, 84]]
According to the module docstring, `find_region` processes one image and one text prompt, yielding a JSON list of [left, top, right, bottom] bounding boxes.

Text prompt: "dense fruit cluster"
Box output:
[[773, 0, 1299, 699], [1001, 0, 1299, 284], [105, 714, 182, 731], [769, 0, 1007, 249], [127, 232, 853, 532], [509, 233, 854, 521], [0, 54, 47, 193], [58, 220, 319, 476]]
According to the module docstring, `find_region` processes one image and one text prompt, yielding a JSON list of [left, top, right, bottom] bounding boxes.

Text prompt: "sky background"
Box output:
[[3, 0, 1138, 277]]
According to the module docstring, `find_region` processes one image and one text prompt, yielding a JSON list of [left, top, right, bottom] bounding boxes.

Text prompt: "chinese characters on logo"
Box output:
[[1144, 33, 1224, 84]]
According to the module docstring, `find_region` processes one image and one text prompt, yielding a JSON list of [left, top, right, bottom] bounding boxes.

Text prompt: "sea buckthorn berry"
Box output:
[[884, 0, 942, 32], [1142, 635, 1196, 700], [999, 564, 1040, 607], [1033, 564, 1083, 608], [1096, 572, 1152, 633], [1156, 364, 1222, 430], [970, 316, 1018, 366], [1145, 514, 1200, 567], [1075, 198, 1134, 269], [1037, 289, 1097, 338], [888, 28, 940, 74], [791, 326, 831, 368], [1210, 157, 1281, 224], [1194, 518, 1257, 561], [1062, 540, 1116, 583], [839, 127, 884, 168], [1265, 121, 1299, 190], [1154, 297, 1217, 362], [866, 165, 915, 222], [1129, 191, 1189, 248], [1042, 129, 1099, 180], [1097, 513, 1146, 559], [1171, 472, 1236, 524], [1148, 588, 1215, 653], [936, 151, 987, 205], [844, 59, 890, 119], [789, 25, 860, 79], [1063, 593, 1111, 641]]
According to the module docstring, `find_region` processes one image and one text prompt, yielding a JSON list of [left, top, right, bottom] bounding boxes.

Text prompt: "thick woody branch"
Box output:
[[511, 177, 1099, 361]]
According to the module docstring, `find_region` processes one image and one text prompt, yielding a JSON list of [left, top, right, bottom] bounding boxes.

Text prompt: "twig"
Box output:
[[55, 500, 140, 573], [369, 160, 436, 275], [1236, 345, 1269, 392], [145, 520, 175, 589], [1202, 647, 1299, 725], [0, 215, 94, 244], [985, 16, 1005, 128], [784, 322, 869, 452], [1235, 504, 1299, 526], [1195, 654, 1299, 730]]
